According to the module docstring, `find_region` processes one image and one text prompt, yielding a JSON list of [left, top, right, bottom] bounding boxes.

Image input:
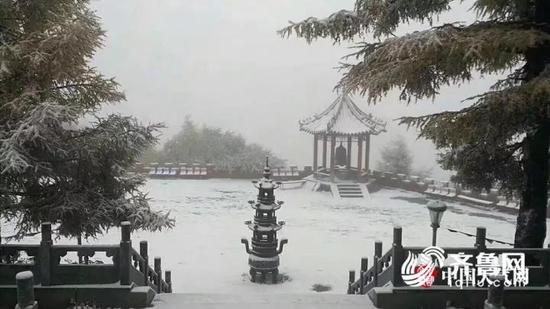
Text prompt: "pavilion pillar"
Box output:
[[313, 134, 319, 173], [330, 135, 336, 177], [322, 135, 327, 168], [365, 134, 371, 173], [347, 136, 352, 171], [357, 136, 363, 177]]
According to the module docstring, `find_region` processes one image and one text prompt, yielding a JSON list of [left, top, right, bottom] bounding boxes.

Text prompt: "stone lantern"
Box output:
[[241, 158, 288, 283]]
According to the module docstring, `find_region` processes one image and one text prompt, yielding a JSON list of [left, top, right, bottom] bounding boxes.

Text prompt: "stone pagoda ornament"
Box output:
[[241, 158, 288, 283]]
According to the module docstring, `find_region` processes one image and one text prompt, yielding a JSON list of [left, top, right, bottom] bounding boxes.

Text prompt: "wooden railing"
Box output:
[[348, 227, 403, 294], [0, 222, 172, 293], [347, 226, 550, 295]]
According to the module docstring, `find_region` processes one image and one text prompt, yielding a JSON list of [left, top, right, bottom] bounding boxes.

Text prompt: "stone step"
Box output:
[[152, 293, 377, 309], [337, 186, 361, 191], [331, 183, 370, 199], [337, 184, 364, 199], [338, 189, 362, 193]]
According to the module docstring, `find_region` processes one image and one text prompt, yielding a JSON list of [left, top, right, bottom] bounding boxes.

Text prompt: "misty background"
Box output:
[[91, 0, 500, 179]]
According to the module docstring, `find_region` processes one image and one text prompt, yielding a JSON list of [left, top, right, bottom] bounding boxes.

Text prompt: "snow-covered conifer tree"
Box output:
[[281, 0, 550, 248], [0, 1, 173, 239]]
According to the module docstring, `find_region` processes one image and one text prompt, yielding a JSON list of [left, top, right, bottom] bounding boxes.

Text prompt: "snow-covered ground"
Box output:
[[3, 179, 521, 294]]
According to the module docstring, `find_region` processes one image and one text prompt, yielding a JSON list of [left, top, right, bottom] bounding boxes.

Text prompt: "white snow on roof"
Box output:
[[299, 94, 386, 136]]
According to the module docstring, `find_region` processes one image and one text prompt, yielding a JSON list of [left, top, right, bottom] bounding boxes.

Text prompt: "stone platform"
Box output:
[[152, 293, 377, 309]]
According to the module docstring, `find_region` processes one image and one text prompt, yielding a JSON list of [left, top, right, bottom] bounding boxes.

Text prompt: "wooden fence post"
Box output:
[[347, 270, 356, 294], [392, 226, 404, 286], [154, 257, 162, 293], [140, 240, 149, 286], [15, 271, 37, 309], [165, 270, 172, 293], [39, 222, 52, 286], [475, 227, 487, 250], [119, 221, 131, 286]]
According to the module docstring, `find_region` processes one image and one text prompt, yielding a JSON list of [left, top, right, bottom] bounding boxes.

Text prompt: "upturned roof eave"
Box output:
[[299, 126, 386, 136], [298, 94, 387, 137]]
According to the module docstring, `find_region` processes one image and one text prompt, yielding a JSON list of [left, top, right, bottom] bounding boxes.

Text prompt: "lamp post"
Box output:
[[427, 201, 447, 246]]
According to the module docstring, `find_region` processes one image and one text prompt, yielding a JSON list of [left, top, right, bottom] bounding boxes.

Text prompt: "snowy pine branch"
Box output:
[[338, 22, 550, 101], [279, 0, 454, 42]]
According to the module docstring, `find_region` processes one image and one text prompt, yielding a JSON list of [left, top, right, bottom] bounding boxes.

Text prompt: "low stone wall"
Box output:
[[367, 170, 536, 216], [139, 164, 314, 181]]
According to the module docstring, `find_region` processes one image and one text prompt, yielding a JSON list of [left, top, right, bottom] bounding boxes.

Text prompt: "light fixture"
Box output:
[[427, 200, 447, 246]]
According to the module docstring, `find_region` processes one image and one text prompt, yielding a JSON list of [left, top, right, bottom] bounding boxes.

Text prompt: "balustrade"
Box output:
[[0, 221, 172, 293], [347, 226, 550, 295]]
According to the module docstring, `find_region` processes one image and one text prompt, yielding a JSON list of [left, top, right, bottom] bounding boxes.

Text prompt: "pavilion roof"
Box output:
[[299, 94, 387, 136]]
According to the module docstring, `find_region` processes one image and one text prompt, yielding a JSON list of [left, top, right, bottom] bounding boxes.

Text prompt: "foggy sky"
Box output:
[[92, 0, 500, 179]]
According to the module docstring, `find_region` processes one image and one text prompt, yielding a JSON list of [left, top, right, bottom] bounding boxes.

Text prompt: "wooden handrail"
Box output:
[[347, 227, 550, 295]]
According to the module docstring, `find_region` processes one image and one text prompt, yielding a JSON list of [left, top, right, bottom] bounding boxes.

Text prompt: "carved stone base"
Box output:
[[249, 268, 280, 284], [248, 255, 280, 283], [248, 255, 279, 269]]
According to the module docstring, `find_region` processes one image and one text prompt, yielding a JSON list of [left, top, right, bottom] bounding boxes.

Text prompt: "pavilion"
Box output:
[[299, 94, 386, 182]]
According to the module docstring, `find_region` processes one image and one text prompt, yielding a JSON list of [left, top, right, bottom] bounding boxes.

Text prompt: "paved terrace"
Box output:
[[152, 293, 377, 309]]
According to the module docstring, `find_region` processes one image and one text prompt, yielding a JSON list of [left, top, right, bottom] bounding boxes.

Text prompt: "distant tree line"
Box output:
[[142, 117, 285, 175], [376, 136, 432, 178]]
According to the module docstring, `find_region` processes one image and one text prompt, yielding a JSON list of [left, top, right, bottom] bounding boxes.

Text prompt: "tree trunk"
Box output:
[[513, 0, 550, 249], [514, 123, 550, 248], [77, 234, 83, 264]]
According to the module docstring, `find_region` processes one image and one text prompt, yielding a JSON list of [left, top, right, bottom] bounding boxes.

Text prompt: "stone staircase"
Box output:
[[332, 183, 368, 199]]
